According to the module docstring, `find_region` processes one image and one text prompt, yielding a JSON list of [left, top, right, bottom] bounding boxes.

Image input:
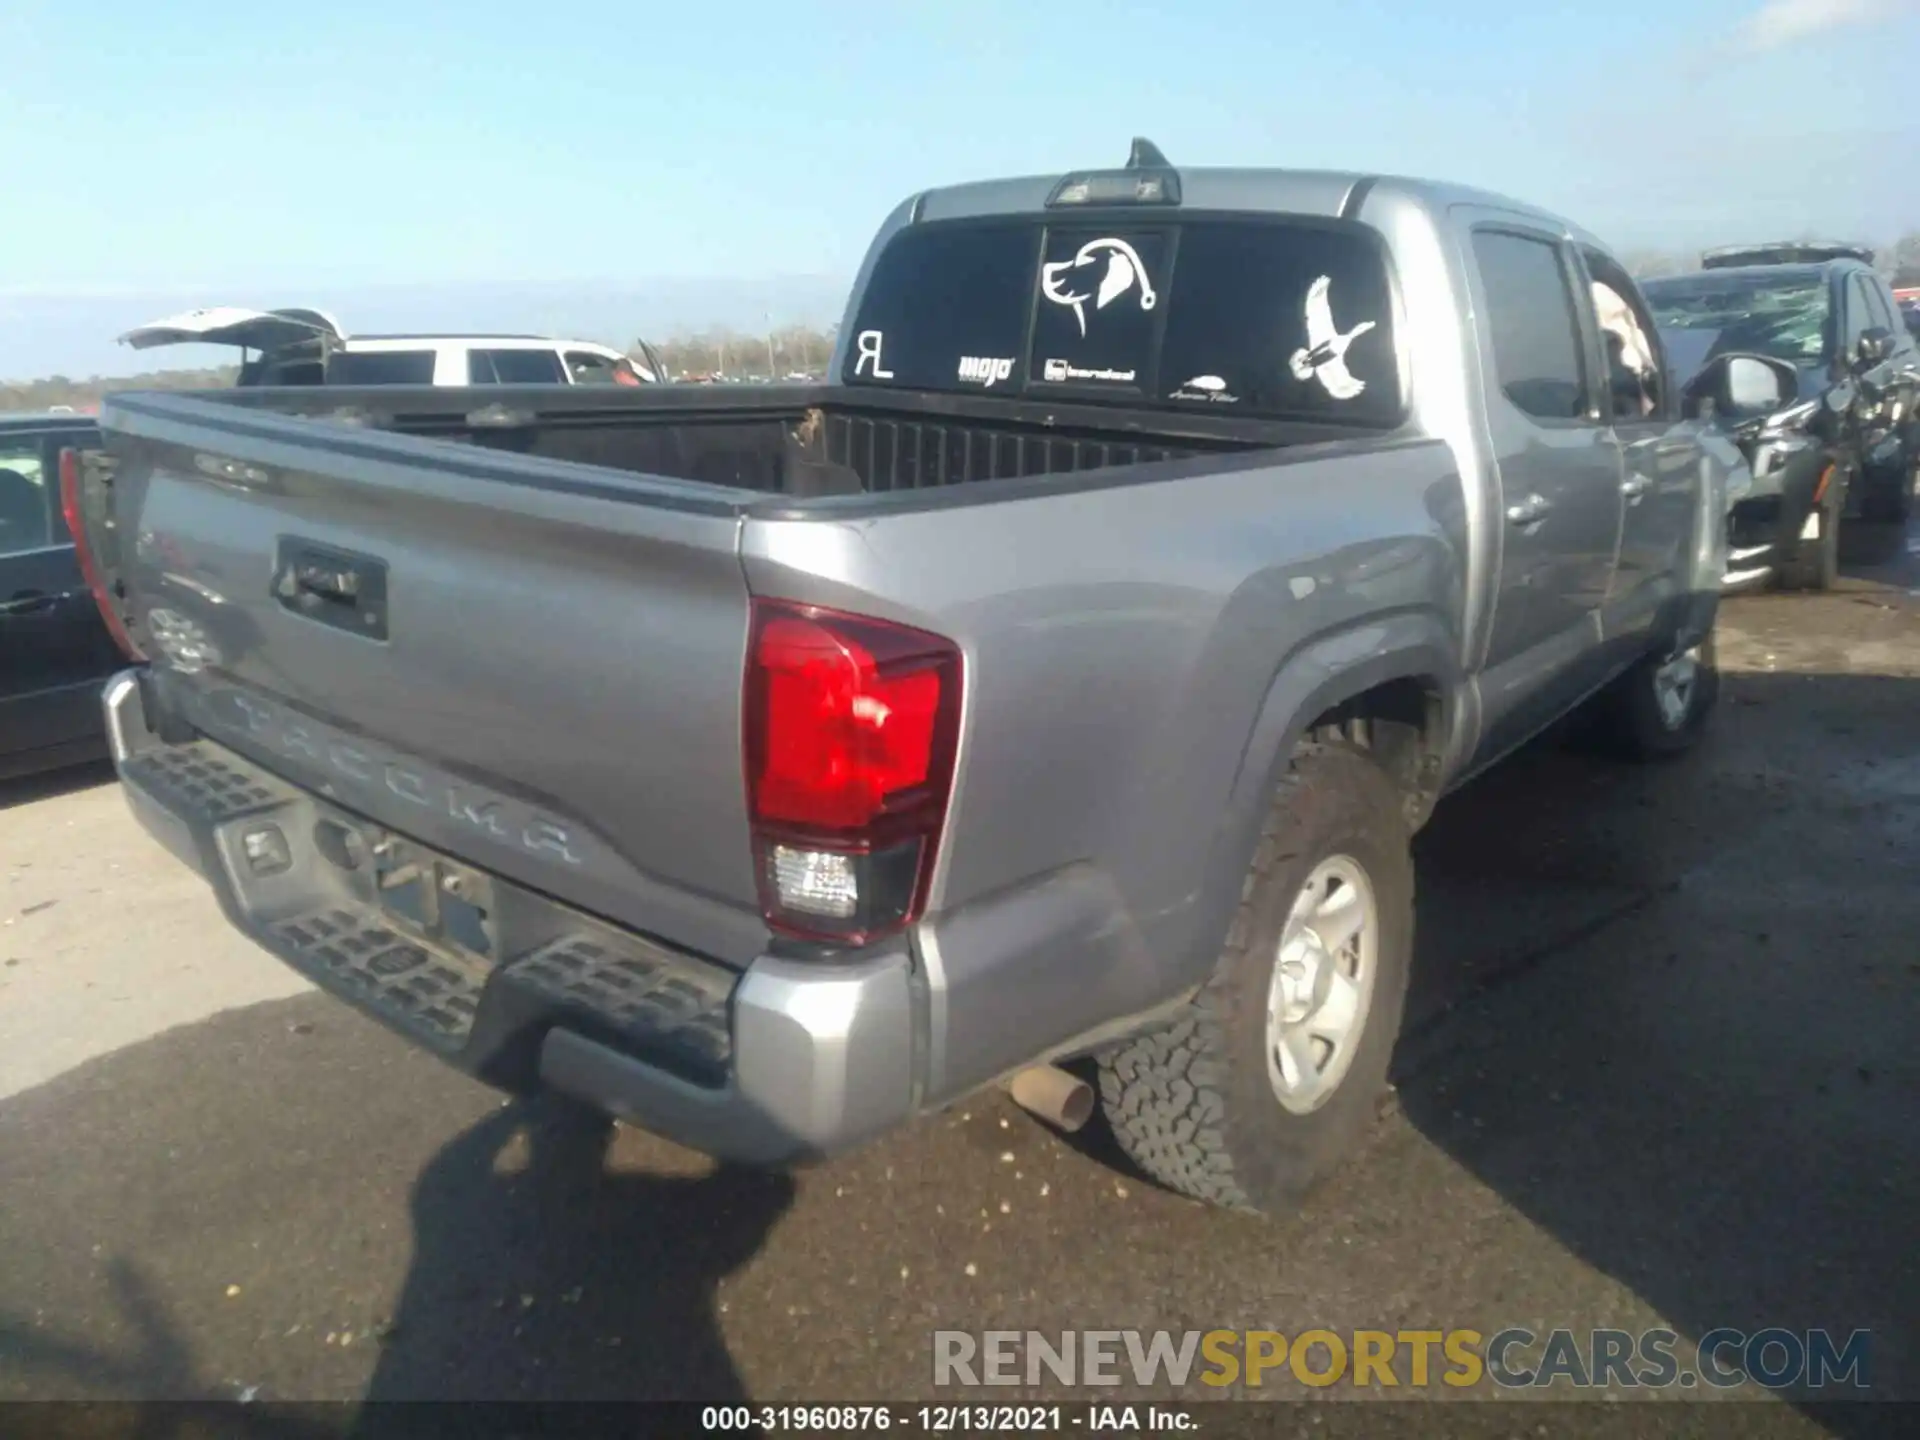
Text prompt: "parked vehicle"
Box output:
[[119, 308, 667, 388], [0, 413, 129, 780], [80, 144, 1767, 1212], [1701, 240, 1875, 270], [1644, 255, 1920, 590]]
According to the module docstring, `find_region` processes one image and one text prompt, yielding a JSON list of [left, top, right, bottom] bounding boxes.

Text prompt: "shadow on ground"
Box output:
[[1837, 515, 1911, 581], [360, 1100, 793, 1403], [0, 755, 114, 812], [1398, 667, 1919, 1436]]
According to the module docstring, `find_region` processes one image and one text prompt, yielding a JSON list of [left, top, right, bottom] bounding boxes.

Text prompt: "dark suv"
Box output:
[[0, 411, 130, 779], [1644, 247, 1920, 590]]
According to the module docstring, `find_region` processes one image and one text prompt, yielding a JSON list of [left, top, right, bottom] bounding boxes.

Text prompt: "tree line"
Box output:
[[649, 323, 839, 379], [1, 365, 237, 415]]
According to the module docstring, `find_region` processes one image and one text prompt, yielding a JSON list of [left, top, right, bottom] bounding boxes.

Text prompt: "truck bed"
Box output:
[[139, 381, 1365, 506]]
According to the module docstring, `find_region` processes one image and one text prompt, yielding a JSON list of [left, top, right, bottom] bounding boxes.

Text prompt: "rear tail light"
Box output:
[[743, 599, 963, 944], [58, 447, 145, 661]]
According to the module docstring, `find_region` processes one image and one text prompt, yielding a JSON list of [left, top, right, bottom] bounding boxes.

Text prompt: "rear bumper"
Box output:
[[102, 669, 917, 1166]]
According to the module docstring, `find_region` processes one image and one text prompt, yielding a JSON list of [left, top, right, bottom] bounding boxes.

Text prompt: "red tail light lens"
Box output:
[[744, 600, 962, 943], [59, 447, 145, 661]]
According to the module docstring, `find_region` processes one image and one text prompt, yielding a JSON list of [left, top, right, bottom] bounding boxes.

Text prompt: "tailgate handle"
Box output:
[[274, 538, 389, 641]]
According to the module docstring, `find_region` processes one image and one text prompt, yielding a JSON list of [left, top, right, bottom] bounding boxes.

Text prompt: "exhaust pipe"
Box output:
[[1007, 1064, 1095, 1134]]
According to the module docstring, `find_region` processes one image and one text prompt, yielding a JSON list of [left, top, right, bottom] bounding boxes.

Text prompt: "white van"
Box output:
[[119, 307, 665, 387]]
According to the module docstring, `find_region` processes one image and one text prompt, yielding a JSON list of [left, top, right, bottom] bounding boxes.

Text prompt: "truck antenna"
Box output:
[[1127, 137, 1171, 170]]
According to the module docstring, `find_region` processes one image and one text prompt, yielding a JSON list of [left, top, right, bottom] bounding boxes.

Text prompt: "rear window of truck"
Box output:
[[327, 350, 438, 385], [843, 216, 1400, 426]]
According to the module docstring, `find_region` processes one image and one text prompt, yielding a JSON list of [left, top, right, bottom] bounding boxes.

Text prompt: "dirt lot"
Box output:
[[1, 541, 1915, 1436]]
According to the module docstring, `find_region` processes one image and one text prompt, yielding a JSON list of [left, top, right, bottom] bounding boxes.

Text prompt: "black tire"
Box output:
[[1898, 452, 1920, 525], [1589, 629, 1720, 761], [1859, 458, 1913, 525], [1776, 499, 1839, 591], [1097, 739, 1413, 1214]]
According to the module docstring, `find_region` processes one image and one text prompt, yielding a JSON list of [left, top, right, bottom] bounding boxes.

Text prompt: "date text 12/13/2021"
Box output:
[[701, 1405, 1196, 1432]]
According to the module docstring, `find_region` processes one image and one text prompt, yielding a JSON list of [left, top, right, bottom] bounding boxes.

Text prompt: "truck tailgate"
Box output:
[[101, 393, 768, 968]]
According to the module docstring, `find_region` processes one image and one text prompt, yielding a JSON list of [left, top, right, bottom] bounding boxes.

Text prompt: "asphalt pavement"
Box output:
[[2, 530, 1916, 1436]]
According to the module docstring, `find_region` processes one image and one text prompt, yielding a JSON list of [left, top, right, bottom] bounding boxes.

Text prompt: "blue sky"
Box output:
[[3, 0, 1917, 379]]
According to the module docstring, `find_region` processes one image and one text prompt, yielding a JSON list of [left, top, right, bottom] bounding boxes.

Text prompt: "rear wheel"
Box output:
[[1098, 740, 1413, 1214], [1777, 497, 1839, 591], [1589, 630, 1720, 761], [1859, 454, 1914, 525]]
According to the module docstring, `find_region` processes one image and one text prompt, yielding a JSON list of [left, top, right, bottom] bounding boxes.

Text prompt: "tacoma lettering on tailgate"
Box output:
[[197, 687, 584, 867]]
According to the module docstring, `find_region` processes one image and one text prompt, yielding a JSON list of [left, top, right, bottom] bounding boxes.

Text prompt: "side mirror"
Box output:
[[1853, 326, 1894, 372], [1681, 352, 1797, 422]]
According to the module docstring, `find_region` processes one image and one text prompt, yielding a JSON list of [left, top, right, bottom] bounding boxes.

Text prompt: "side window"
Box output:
[[1581, 249, 1665, 420], [1843, 276, 1875, 350], [469, 348, 567, 385], [0, 437, 54, 557], [564, 351, 620, 384], [1473, 231, 1588, 421], [1864, 277, 1898, 334]]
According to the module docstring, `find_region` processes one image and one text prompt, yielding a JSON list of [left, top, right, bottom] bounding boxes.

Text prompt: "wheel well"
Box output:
[[1306, 676, 1445, 831]]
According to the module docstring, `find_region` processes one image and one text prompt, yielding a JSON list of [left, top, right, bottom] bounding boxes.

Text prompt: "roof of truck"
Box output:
[[909, 165, 1600, 247]]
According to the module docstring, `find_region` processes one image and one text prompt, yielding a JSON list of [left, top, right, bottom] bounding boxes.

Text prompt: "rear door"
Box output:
[[1859, 273, 1920, 470], [1462, 220, 1625, 761], [1580, 246, 1697, 643], [0, 426, 120, 768], [1842, 272, 1904, 491], [120, 307, 344, 359]]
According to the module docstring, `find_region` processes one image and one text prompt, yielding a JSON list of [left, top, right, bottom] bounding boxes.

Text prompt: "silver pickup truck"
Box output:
[[76, 144, 1773, 1213]]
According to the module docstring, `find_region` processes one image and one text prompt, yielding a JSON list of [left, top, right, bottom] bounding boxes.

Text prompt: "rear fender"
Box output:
[[1166, 612, 1460, 995]]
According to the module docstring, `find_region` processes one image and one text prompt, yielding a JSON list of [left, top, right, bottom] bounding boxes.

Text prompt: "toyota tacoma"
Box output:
[[73, 142, 1768, 1212]]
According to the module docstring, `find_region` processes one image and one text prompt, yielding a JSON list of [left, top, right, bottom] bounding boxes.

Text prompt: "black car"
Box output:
[[1644, 252, 1920, 590], [0, 411, 128, 779]]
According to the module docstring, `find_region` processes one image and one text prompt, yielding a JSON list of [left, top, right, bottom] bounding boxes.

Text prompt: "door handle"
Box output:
[[1620, 475, 1652, 501], [1505, 493, 1552, 526], [0, 589, 73, 617]]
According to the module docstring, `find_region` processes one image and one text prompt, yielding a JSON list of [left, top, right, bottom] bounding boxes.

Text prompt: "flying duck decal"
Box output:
[[1288, 275, 1377, 401]]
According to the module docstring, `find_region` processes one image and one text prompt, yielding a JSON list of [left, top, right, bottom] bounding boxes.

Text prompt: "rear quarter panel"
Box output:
[[741, 439, 1467, 1100]]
